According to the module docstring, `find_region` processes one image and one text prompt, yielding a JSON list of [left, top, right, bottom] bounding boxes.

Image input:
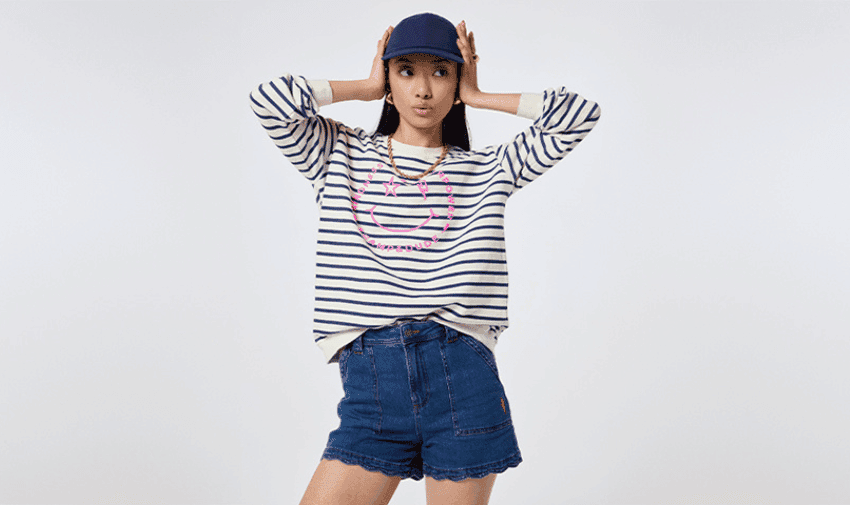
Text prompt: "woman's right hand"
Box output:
[[364, 26, 393, 101]]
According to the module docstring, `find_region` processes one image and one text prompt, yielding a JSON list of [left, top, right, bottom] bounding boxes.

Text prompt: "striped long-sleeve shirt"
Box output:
[[250, 75, 601, 363]]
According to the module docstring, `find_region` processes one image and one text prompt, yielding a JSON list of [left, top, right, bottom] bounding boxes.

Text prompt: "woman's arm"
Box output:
[[248, 27, 394, 205], [454, 21, 521, 115], [249, 74, 340, 205], [328, 26, 393, 103], [462, 92, 521, 115], [453, 22, 601, 190], [501, 87, 601, 191]]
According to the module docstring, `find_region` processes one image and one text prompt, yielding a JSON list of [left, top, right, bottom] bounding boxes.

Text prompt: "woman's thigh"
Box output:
[[425, 474, 497, 505], [299, 458, 402, 505]]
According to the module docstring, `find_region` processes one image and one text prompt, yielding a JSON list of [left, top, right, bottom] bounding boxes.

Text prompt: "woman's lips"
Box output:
[[414, 107, 430, 116]]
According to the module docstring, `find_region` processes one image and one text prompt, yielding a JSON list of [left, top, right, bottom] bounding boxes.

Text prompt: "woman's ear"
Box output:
[[387, 93, 394, 105], [454, 97, 462, 105]]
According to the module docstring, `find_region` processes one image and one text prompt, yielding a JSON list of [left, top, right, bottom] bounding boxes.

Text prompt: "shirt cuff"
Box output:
[[308, 79, 333, 107], [516, 93, 544, 120]]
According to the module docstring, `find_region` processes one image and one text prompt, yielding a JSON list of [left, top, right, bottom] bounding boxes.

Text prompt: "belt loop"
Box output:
[[353, 334, 363, 354], [445, 325, 458, 343]]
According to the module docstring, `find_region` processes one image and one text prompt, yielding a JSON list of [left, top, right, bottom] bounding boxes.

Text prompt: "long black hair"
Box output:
[[375, 61, 470, 151]]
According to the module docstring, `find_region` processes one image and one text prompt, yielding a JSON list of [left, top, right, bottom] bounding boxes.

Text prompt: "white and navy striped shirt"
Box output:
[[250, 75, 600, 363]]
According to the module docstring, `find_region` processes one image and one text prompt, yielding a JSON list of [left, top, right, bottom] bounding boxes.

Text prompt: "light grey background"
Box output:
[[1, 1, 848, 504]]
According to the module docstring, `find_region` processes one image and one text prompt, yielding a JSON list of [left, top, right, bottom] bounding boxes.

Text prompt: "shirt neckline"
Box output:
[[387, 136, 447, 158]]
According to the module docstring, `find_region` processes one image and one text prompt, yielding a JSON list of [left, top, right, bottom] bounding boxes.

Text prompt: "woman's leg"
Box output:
[[424, 474, 497, 505], [299, 458, 402, 505]]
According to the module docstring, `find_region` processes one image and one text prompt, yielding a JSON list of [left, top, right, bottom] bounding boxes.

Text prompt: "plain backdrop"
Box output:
[[1, 1, 849, 504]]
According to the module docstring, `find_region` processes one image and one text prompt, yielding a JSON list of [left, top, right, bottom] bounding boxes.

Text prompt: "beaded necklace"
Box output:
[[387, 135, 448, 181]]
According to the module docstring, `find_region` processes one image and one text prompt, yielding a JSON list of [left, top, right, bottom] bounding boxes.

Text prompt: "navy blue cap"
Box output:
[[382, 13, 464, 64]]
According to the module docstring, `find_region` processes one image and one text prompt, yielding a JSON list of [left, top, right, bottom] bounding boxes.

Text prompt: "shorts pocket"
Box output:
[[441, 332, 513, 436], [337, 344, 351, 384], [337, 342, 382, 432]]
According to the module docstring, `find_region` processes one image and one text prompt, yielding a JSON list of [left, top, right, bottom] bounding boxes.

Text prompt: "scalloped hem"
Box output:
[[322, 447, 424, 481], [423, 451, 522, 482]]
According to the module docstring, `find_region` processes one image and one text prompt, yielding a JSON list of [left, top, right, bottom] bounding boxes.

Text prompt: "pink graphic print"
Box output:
[[369, 206, 439, 233], [383, 176, 399, 197], [350, 163, 456, 253]]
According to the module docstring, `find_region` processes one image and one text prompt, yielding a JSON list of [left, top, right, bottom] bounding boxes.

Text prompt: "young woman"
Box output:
[[250, 12, 600, 505]]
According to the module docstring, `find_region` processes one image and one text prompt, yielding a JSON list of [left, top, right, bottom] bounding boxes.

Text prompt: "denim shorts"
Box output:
[[321, 320, 522, 481]]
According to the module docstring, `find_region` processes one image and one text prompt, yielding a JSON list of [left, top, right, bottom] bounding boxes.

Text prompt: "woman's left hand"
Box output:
[[456, 21, 481, 104]]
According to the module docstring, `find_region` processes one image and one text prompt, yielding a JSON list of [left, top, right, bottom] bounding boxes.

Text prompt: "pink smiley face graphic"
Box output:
[[351, 164, 456, 254], [367, 175, 439, 233]]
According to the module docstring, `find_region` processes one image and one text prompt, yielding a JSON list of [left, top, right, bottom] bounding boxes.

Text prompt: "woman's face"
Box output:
[[387, 54, 458, 134]]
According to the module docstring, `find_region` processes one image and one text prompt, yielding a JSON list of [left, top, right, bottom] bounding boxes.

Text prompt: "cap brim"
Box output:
[[382, 47, 465, 64]]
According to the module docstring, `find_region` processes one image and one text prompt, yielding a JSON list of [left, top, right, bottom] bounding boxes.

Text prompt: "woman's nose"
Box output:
[[414, 76, 431, 98]]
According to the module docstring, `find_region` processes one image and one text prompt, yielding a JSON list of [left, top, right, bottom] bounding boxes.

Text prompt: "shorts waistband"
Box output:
[[355, 320, 451, 350]]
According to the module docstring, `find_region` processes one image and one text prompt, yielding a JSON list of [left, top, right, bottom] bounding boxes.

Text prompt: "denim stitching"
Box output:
[[322, 447, 421, 480], [437, 337, 461, 432], [455, 419, 513, 436], [422, 449, 522, 481], [367, 345, 382, 433], [460, 333, 500, 379], [444, 332, 512, 437], [339, 346, 350, 385], [416, 344, 430, 408]]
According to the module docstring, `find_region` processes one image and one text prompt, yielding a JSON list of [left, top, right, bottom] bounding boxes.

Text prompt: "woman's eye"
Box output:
[[434, 68, 448, 77], [399, 69, 412, 77]]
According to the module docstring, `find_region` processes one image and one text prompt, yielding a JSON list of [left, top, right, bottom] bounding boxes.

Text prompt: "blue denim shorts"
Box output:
[[321, 320, 522, 481]]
